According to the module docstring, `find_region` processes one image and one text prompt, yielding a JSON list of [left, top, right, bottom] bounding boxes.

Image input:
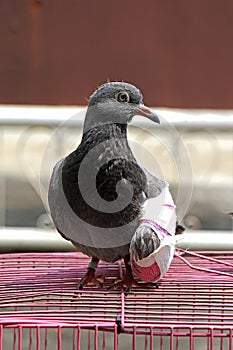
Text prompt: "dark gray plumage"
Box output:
[[48, 82, 166, 288]]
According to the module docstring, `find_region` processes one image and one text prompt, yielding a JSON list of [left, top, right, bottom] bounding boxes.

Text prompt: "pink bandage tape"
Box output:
[[139, 219, 172, 237], [130, 186, 177, 283], [132, 259, 161, 282], [131, 221, 171, 283]]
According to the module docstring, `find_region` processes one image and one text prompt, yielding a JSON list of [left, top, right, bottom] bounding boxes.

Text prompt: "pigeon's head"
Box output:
[[84, 82, 160, 131]]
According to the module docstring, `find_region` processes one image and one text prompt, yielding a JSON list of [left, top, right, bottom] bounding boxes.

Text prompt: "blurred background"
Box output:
[[0, 0, 232, 248]]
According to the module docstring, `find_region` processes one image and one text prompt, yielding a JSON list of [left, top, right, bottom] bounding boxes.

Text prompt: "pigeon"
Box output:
[[48, 81, 168, 290]]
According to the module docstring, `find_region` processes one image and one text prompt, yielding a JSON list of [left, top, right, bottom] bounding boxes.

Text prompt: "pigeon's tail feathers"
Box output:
[[130, 226, 160, 262]]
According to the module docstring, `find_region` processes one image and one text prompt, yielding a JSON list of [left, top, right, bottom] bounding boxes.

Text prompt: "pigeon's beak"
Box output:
[[134, 104, 160, 124]]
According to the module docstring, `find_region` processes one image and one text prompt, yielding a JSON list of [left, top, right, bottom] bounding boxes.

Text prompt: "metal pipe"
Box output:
[[0, 227, 75, 252], [0, 227, 232, 252], [0, 105, 233, 130]]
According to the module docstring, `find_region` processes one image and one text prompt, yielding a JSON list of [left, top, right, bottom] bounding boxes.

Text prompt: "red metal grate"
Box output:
[[1, 251, 233, 349]]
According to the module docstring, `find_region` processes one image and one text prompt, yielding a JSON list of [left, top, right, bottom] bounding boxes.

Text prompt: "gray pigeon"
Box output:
[[48, 82, 166, 290]]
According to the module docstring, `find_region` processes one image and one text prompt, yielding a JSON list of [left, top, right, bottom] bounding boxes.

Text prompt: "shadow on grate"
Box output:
[[1, 251, 233, 349]]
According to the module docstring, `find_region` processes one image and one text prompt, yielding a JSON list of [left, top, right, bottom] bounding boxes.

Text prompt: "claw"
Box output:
[[78, 270, 104, 290], [75, 257, 103, 292], [124, 286, 131, 295]]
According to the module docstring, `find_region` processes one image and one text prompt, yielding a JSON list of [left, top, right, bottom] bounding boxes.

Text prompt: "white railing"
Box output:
[[0, 227, 232, 252], [1, 105, 233, 129]]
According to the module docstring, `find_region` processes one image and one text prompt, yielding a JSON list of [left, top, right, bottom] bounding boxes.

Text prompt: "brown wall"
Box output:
[[1, 0, 233, 108]]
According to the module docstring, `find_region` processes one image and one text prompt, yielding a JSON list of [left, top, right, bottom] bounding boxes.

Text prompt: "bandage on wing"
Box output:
[[131, 186, 177, 282]]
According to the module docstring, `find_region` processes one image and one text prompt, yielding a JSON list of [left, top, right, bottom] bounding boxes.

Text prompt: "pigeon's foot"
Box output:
[[77, 257, 103, 290], [110, 255, 158, 295], [78, 268, 104, 290], [110, 271, 157, 294]]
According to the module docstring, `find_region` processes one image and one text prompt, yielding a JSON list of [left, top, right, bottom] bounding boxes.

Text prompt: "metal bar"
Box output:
[[95, 325, 98, 350], [133, 326, 137, 350], [0, 228, 233, 252], [189, 327, 194, 350], [176, 250, 233, 268], [77, 326, 81, 350], [102, 331, 106, 350], [0, 228, 75, 252], [114, 325, 118, 350], [150, 327, 154, 350], [117, 260, 125, 330], [0, 106, 233, 130], [176, 232, 233, 251], [209, 328, 214, 350], [175, 253, 233, 279], [29, 328, 33, 350], [36, 326, 40, 350], [58, 326, 62, 350], [229, 328, 232, 350], [18, 326, 22, 350], [170, 326, 174, 350], [0, 325, 2, 350], [0, 106, 84, 127]]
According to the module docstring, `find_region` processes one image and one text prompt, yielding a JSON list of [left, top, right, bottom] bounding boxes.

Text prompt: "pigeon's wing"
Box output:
[[48, 158, 137, 263], [142, 168, 168, 199]]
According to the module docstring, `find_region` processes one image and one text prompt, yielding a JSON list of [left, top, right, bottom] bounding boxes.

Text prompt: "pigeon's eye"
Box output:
[[116, 91, 130, 103]]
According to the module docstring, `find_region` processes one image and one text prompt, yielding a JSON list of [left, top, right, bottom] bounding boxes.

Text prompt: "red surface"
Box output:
[[1, 251, 233, 349]]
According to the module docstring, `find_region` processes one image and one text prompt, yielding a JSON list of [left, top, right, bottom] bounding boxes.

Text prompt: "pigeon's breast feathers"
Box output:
[[61, 122, 148, 229]]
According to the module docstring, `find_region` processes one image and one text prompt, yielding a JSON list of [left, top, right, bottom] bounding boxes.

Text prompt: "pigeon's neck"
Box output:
[[82, 123, 128, 143]]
